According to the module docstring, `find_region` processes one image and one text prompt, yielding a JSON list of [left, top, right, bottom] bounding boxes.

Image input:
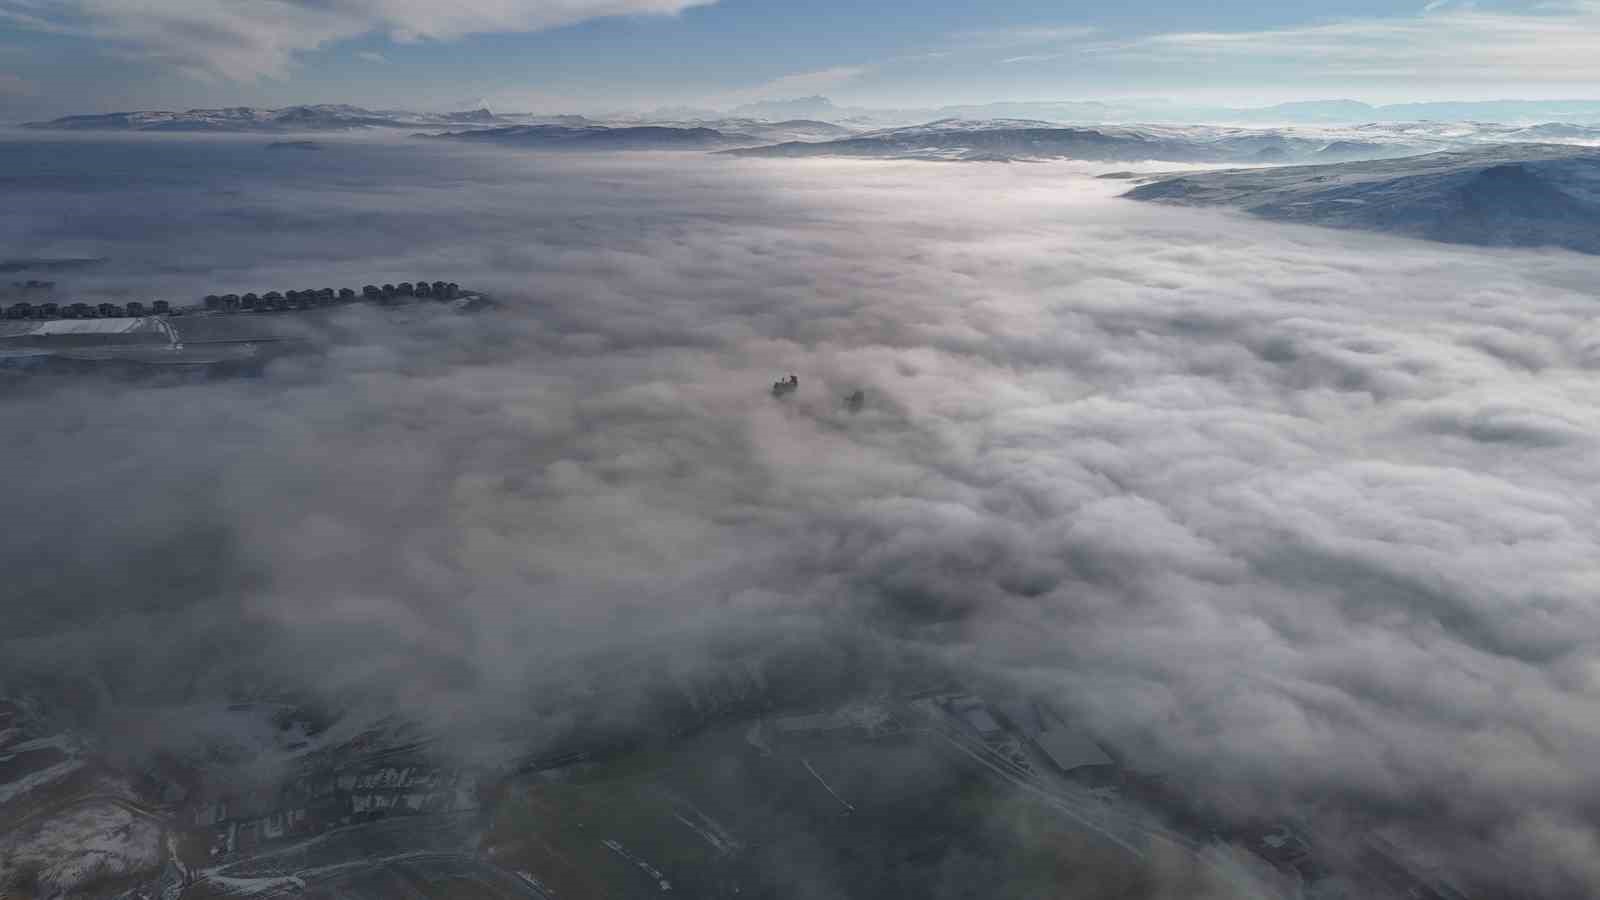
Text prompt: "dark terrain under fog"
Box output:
[[4, 133, 1600, 899]]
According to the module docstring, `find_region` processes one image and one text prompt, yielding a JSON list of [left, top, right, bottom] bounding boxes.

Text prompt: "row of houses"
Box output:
[[3, 299, 170, 320], [1, 280, 465, 321], [192, 761, 482, 859], [203, 280, 462, 313]]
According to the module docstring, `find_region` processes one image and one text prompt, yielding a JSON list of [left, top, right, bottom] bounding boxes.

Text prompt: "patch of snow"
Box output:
[[26, 317, 161, 337], [204, 872, 307, 895], [0, 801, 162, 896]]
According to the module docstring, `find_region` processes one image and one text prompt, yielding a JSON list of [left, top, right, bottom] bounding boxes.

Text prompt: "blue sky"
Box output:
[[2, 0, 1599, 118]]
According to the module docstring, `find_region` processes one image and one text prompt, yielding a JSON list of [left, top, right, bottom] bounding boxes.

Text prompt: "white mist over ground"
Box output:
[[4, 135, 1600, 895]]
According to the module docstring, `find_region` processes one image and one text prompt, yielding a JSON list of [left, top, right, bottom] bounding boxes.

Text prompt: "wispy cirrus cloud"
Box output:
[[954, 24, 1098, 48], [0, 0, 719, 81], [943, 23, 1097, 66], [1099, 2, 1600, 84], [999, 53, 1067, 65]]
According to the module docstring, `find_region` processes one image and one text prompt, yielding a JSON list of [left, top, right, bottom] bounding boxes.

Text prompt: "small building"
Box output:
[[97, 302, 123, 318], [124, 301, 144, 317], [961, 706, 1003, 738], [221, 294, 240, 310], [414, 281, 432, 297], [316, 288, 335, 303], [944, 694, 1005, 740], [397, 282, 414, 296], [6, 302, 31, 319], [204, 294, 222, 310], [152, 300, 171, 315], [362, 285, 381, 300], [338, 288, 356, 301], [940, 695, 1004, 736], [37, 302, 60, 319], [263, 291, 283, 303], [1033, 727, 1114, 775], [240, 294, 258, 310]]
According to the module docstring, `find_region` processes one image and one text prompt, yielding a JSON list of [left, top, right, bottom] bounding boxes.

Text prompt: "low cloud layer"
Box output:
[[5, 135, 1600, 895]]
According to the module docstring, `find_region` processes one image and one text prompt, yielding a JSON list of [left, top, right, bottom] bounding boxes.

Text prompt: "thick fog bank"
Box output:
[[4, 136, 1600, 895]]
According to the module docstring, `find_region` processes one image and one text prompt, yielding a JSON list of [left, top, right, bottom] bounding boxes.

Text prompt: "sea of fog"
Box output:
[[5, 131, 1600, 895]]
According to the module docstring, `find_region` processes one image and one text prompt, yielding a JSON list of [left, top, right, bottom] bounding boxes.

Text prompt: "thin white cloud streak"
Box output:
[[0, 0, 719, 81], [1000, 53, 1067, 64], [1100, 2, 1600, 84], [948, 24, 1097, 66], [953, 24, 1099, 48]]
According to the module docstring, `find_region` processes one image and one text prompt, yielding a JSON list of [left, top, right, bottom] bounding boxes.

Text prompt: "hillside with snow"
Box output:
[[1125, 144, 1600, 253]]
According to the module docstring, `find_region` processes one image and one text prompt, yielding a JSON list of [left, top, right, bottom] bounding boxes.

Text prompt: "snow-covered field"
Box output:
[[0, 801, 163, 895]]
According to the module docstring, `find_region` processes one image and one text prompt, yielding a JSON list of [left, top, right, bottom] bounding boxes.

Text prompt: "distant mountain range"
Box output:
[[723, 119, 1432, 164], [423, 118, 854, 151], [22, 104, 526, 132], [23, 102, 1600, 171], [1125, 145, 1600, 254], [20, 104, 859, 148], [30, 97, 1600, 137], [425, 124, 753, 151], [727, 95, 1600, 127]]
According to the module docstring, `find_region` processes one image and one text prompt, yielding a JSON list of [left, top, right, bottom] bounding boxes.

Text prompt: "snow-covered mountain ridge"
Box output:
[[1125, 144, 1600, 254]]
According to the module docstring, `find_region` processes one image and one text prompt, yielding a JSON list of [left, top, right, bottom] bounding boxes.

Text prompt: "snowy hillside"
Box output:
[[1125, 144, 1600, 253]]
